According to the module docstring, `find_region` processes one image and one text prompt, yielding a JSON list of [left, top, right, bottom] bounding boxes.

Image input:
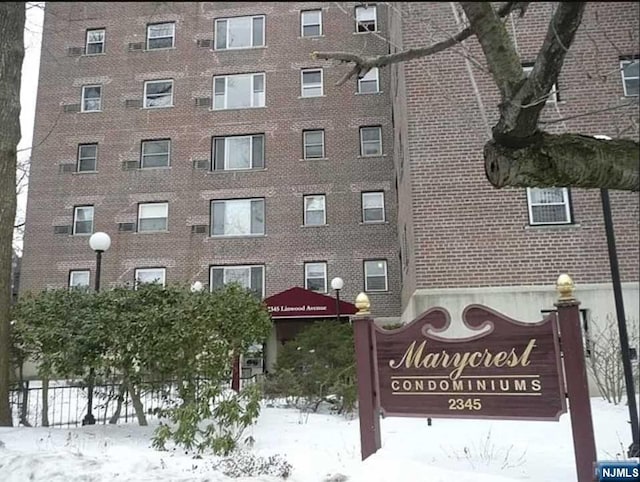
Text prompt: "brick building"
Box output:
[[21, 3, 639, 369], [388, 2, 639, 337]]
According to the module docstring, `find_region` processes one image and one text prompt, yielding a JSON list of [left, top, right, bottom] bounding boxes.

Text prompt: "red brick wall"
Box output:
[[21, 2, 401, 317], [392, 2, 639, 293]]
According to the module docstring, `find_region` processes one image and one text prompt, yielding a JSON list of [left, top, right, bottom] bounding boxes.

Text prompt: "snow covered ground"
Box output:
[[0, 397, 637, 481]]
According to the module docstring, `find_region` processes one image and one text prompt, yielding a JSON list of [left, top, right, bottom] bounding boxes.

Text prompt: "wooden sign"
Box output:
[[373, 305, 567, 420], [352, 279, 597, 482]]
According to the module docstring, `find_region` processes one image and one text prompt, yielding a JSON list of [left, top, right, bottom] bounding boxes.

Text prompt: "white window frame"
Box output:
[[135, 268, 166, 288], [362, 191, 385, 223], [73, 205, 94, 235], [303, 130, 325, 159], [301, 10, 322, 37], [526, 187, 572, 225], [620, 59, 639, 97], [364, 260, 388, 292], [360, 126, 382, 156], [304, 195, 326, 226], [211, 198, 265, 237], [69, 270, 91, 289], [210, 265, 265, 298], [301, 68, 323, 97], [214, 15, 265, 50], [141, 139, 171, 168], [304, 262, 327, 293], [143, 79, 174, 109], [77, 143, 98, 172], [81, 85, 102, 112], [146, 22, 175, 50], [213, 134, 264, 170], [137, 202, 168, 233], [213, 73, 265, 110], [522, 65, 558, 103], [85, 29, 105, 54], [355, 5, 377, 33], [358, 67, 379, 93]]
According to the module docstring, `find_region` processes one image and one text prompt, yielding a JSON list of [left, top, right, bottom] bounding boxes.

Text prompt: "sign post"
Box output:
[[555, 274, 597, 482], [352, 293, 381, 460]]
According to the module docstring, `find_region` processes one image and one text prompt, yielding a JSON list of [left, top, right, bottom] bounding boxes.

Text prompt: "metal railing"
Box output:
[[9, 375, 261, 428]]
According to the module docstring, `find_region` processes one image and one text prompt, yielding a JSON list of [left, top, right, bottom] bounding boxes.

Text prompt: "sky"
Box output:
[[15, 3, 45, 252]]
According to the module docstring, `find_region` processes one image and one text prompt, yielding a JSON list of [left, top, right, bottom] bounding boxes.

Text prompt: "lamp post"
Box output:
[[594, 135, 639, 457], [82, 232, 111, 426], [331, 277, 344, 322], [190, 281, 204, 293]]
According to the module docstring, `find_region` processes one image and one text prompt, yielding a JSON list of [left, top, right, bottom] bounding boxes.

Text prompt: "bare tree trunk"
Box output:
[[108, 383, 126, 424], [18, 366, 30, 426], [124, 377, 147, 426], [0, 2, 25, 427]]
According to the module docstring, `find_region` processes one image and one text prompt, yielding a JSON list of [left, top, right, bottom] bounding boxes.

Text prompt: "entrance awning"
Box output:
[[265, 287, 357, 319]]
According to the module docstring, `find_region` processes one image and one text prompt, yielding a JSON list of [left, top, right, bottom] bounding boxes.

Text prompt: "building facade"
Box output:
[[388, 2, 639, 335], [21, 2, 639, 365], [21, 2, 401, 318]]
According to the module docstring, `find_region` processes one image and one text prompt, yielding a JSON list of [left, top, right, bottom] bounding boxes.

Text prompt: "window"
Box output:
[[360, 126, 382, 156], [358, 67, 379, 93], [364, 260, 387, 292], [301, 10, 322, 37], [73, 206, 94, 235], [77, 144, 97, 172], [213, 134, 264, 170], [620, 59, 639, 97], [81, 85, 102, 112], [147, 22, 175, 50], [301, 69, 323, 97], [210, 265, 265, 298], [141, 139, 170, 168], [355, 5, 377, 32], [135, 268, 166, 288], [522, 64, 558, 103], [85, 29, 105, 54], [211, 198, 265, 236], [305, 262, 327, 292], [215, 15, 265, 50], [303, 130, 325, 159], [69, 270, 90, 289], [213, 73, 265, 109], [362, 192, 385, 222], [526, 188, 572, 225], [304, 195, 326, 226], [144, 80, 173, 108], [138, 202, 168, 232]]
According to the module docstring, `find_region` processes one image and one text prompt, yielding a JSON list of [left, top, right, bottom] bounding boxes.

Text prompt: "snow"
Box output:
[[0, 397, 638, 481]]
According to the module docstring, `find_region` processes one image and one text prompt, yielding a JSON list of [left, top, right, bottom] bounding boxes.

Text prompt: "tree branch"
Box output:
[[460, 2, 524, 102], [312, 2, 520, 85], [504, 3, 586, 137], [538, 101, 638, 126], [485, 133, 640, 191]]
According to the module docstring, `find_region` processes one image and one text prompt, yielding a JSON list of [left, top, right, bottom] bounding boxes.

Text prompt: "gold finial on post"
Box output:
[[355, 292, 371, 315], [556, 273, 575, 301]]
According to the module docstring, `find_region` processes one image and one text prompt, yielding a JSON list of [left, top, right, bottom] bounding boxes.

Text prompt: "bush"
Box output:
[[14, 282, 273, 454], [212, 450, 292, 478], [587, 314, 640, 405], [265, 320, 356, 414]]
